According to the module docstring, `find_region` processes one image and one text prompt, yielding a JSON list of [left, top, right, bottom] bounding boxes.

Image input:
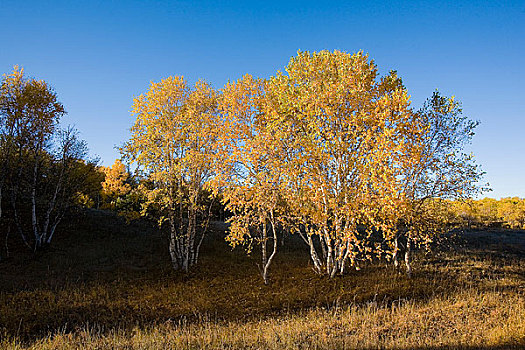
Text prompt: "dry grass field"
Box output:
[[1, 209, 524, 349]]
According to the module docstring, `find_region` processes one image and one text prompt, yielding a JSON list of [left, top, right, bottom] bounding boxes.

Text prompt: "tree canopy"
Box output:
[[0, 66, 99, 253], [122, 50, 485, 279]]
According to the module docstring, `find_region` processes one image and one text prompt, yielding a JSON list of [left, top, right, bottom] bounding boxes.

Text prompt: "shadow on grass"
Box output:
[[1, 209, 524, 345]]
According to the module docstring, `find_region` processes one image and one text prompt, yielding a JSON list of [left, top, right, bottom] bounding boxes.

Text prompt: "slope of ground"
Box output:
[[0, 209, 524, 349]]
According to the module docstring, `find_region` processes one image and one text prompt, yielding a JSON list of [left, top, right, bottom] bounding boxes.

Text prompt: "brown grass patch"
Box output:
[[1, 210, 524, 349]]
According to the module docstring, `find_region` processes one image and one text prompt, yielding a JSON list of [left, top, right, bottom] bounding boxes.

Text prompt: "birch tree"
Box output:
[[123, 76, 219, 272], [36, 127, 90, 247], [387, 92, 485, 276], [0, 66, 68, 250], [214, 75, 285, 284], [263, 50, 415, 277]]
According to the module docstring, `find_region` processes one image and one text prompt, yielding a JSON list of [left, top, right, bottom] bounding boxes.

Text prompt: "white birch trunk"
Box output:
[[326, 235, 334, 276], [261, 220, 267, 280], [46, 210, 66, 245], [42, 159, 66, 244], [405, 237, 412, 278], [194, 196, 215, 265], [31, 153, 41, 250], [168, 210, 180, 270], [393, 236, 399, 268], [262, 212, 279, 284], [307, 234, 323, 273]]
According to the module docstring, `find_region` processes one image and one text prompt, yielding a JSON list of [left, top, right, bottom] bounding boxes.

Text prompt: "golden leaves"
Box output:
[[122, 50, 483, 269], [101, 159, 131, 198]]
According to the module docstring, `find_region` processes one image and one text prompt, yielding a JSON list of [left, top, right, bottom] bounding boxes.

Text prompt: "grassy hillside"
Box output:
[[1, 209, 524, 349]]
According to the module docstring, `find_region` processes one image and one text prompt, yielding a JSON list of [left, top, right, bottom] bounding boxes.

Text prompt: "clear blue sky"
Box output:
[[1, 0, 523, 198]]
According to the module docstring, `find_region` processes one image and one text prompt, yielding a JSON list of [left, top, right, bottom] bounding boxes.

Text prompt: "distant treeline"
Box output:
[[445, 197, 525, 229]]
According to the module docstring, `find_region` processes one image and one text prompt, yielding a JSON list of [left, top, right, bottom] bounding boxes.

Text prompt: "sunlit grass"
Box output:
[[3, 290, 524, 349]]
